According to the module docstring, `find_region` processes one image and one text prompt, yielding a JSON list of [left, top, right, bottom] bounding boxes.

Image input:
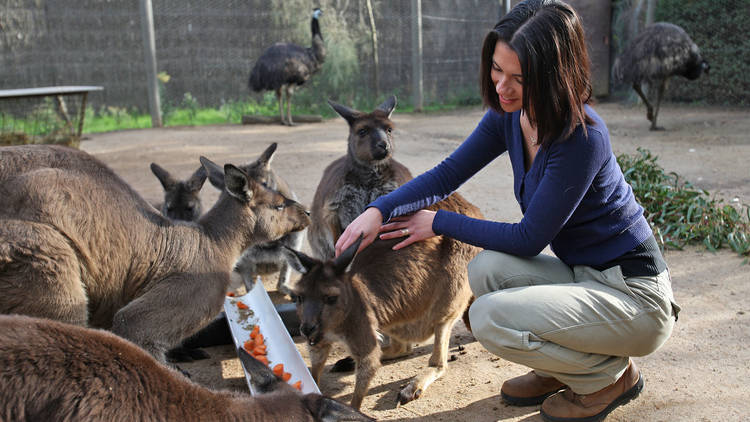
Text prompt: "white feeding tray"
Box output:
[[224, 278, 320, 395]]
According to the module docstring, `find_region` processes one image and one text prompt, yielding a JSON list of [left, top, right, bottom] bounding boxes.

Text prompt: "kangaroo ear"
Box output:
[[186, 166, 207, 192], [327, 99, 360, 126], [150, 163, 176, 190], [223, 164, 254, 202], [237, 347, 286, 394], [332, 234, 362, 275], [256, 142, 278, 171], [281, 246, 318, 274], [303, 395, 375, 422], [200, 156, 225, 190], [376, 95, 397, 119]]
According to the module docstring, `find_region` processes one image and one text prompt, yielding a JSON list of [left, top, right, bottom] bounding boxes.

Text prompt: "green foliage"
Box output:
[[654, 0, 750, 105], [618, 148, 750, 259]]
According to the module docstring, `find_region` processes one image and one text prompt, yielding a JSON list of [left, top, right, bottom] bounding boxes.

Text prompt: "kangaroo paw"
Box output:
[[397, 381, 423, 405], [330, 356, 356, 373]]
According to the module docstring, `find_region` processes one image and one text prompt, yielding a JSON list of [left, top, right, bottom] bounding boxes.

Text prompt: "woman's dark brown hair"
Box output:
[[480, 0, 593, 147]]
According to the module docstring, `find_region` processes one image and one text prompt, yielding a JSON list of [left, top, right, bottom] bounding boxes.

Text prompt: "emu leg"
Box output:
[[651, 79, 668, 131], [397, 320, 453, 405], [285, 85, 296, 126], [276, 87, 285, 125], [632, 82, 654, 124]]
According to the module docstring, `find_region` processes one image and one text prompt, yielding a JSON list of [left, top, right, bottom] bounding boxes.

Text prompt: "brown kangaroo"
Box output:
[[0, 314, 373, 422], [231, 142, 307, 295], [0, 145, 310, 363], [284, 190, 483, 410], [308, 95, 412, 260], [150, 162, 207, 221]]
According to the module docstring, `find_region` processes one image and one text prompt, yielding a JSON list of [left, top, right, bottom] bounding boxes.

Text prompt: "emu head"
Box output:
[[328, 96, 397, 167], [150, 163, 207, 221], [282, 236, 363, 346], [199, 156, 310, 247], [237, 347, 374, 421]]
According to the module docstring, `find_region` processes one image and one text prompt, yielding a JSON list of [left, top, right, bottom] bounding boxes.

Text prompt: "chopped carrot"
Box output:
[[252, 346, 266, 356], [236, 301, 248, 310], [255, 333, 264, 345], [226, 292, 235, 297], [272, 363, 284, 377], [250, 325, 260, 339], [254, 355, 269, 365], [243, 340, 255, 352], [282, 372, 291, 382], [292, 380, 302, 390]]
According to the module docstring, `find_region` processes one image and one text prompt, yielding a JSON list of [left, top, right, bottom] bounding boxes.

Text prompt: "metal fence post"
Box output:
[[411, 0, 423, 112], [139, 0, 162, 127]]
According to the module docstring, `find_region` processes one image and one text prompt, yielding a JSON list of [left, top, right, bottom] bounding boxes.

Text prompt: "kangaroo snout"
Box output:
[[300, 322, 321, 345]]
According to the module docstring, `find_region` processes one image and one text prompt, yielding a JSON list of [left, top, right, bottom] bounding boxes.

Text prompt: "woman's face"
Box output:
[[490, 41, 524, 113]]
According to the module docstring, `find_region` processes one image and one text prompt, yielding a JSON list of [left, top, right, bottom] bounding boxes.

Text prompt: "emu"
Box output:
[[0, 145, 310, 363], [0, 314, 373, 422], [249, 8, 325, 126], [613, 22, 710, 130], [150, 162, 207, 221]]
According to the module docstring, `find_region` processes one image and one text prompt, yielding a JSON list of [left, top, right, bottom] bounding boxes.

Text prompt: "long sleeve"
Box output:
[[368, 109, 507, 221]]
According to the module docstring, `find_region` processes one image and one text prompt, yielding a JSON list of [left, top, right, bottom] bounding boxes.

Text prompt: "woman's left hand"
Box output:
[[378, 210, 437, 250]]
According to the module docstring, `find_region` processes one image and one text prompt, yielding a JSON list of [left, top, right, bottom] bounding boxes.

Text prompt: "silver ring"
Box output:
[[401, 228, 410, 236]]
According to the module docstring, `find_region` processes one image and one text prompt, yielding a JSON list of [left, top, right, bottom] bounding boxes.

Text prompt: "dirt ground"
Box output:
[[83, 101, 750, 422]]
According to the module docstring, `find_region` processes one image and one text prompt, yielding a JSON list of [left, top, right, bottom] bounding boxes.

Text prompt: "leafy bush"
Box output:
[[618, 148, 750, 261]]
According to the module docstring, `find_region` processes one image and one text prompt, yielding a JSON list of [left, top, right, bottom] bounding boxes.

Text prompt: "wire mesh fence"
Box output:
[[0, 91, 88, 147]]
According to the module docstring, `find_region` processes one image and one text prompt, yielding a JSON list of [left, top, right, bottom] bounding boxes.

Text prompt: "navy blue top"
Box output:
[[368, 105, 653, 268]]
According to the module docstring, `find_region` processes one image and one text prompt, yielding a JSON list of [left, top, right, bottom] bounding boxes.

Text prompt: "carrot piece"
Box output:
[[236, 301, 249, 310], [255, 333, 264, 345], [243, 340, 255, 352], [255, 355, 269, 365], [272, 363, 284, 377], [250, 325, 260, 339], [292, 380, 302, 390], [226, 292, 235, 297], [252, 346, 266, 356], [282, 372, 291, 382]]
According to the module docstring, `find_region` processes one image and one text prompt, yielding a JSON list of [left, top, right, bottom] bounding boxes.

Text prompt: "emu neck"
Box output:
[[311, 18, 325, 62]]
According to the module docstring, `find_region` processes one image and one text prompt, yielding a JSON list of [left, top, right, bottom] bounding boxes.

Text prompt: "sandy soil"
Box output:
[[84, 101, 750, 421]]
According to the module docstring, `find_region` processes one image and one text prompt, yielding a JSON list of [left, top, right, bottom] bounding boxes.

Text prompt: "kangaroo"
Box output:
[[150, 162, 207, 221], [0, 314, 373, 422], [284, 190, 483, 410], [308, 95, 412, 260], [0, 145, 310, 363], [231, 142, 307, 295]]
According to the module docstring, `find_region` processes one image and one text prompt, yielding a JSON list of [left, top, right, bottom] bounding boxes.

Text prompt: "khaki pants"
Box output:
[[468, 250, 680, 394]]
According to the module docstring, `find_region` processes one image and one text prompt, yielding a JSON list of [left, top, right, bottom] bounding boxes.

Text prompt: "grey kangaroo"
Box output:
[[0, 145, 310, 363], [150, 162, 207, 221], [285, 186, 483, 410], [0, 314, 373, 421]]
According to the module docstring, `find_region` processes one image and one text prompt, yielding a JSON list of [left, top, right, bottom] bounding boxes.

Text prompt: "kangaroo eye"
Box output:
[[323, 295, 338, 305], [386, 127, 392, 134], [357, 128, 368, 136]]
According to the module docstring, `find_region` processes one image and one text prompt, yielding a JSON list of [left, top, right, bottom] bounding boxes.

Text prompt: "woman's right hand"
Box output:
[[334, 207, 383, 257]]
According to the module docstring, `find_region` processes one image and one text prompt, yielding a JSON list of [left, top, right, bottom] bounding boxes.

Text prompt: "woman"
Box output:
[[335, 1, 679, 421]]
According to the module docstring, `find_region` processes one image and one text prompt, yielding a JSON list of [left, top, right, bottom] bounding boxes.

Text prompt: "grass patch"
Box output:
[[617, 147, 750, 261]]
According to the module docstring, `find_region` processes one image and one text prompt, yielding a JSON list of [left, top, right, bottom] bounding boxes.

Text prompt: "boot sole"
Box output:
[[540, 372, 644, 422], [501, 387, 565, 407]]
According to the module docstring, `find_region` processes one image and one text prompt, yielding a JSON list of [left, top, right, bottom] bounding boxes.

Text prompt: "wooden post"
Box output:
[[139, 0, 162, 127], [410, 0, 423, 112], [366, 0, 380, 96]]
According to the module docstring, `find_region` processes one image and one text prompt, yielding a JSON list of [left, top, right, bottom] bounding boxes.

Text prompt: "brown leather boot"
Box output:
[[501, 371, 566, 406], [540, 360, 643, 422]]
